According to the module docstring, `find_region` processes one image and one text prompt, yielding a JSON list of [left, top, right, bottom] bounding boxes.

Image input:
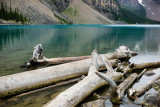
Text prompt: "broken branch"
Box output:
[[128, 74, 160, 99]]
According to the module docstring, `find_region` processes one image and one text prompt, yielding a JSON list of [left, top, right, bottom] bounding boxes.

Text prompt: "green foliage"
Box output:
[[64, 7, 77, 16], [0, 2, 29, 24], [54, 13, 72, 24]]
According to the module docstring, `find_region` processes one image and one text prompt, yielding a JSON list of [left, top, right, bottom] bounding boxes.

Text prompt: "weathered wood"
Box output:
[[0, 52, 131, 98], [95, 68, 146, 102], [0, 59, 116, 99], [0, 46, 135, 98], [96, 72, 138, 103], [95, 55, 118, 102], [137, 69, 147, 79], [128, 74, 160, 99], [27, 45, 137, 67], [88, 49, 99, 76], [82, 99, 105, 107], [133, 62, 160, 70], [44, 56, 91, 65], [43, 50, 123, 107], [15, 77, 83, 98], [118, 61, 160, 73], [95, 54, 142, 103], [26, 44, 91, 67], [116, 73, 137, 100]]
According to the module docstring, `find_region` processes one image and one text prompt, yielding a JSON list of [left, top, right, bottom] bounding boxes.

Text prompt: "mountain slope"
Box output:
[[119, 0, 140, 9], [1, 0, 160, 24], [0, 0, 58, 24], [62, 0, 115, 24], [140, 0, 160, 21], [82, 0, 120, 20]]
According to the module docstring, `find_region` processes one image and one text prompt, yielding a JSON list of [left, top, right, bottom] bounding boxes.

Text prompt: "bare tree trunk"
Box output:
[[43, 50, 124, 107]]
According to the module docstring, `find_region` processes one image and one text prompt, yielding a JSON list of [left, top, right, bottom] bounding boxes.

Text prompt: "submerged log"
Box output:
[[26, 44, 137, 67], [128, 74, 160, 99], [0, 46, 133, 98], [43, 50, 124, 107]]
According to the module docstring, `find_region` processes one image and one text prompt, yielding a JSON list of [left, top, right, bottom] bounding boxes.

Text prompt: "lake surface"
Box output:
[[0, 25, 160, 107]]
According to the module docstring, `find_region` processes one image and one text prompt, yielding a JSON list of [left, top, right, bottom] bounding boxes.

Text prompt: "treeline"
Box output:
[[0, 2, 29, 24]]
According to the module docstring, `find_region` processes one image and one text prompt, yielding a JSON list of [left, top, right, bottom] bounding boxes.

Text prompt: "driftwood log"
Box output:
[[26, 44, 91, 67], [43, 47, 160, 107], [15, 77, 84, 98], [0, 46, 134, 98], [43, 50, 124, 107], [95, 67, 146, 103], [118, 61, 160, 73], [26, 44, 137, 67], [128, 74, 160, 99]]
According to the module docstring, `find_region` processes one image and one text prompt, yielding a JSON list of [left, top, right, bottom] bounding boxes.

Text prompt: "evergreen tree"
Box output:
[[0, 2, 29, 24]]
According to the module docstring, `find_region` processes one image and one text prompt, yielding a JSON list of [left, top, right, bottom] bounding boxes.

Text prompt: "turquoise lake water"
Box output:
[[0, 25, 160, 107]]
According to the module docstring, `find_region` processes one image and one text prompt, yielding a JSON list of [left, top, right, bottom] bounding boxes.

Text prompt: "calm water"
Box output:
[[0, 25, 160, 107]]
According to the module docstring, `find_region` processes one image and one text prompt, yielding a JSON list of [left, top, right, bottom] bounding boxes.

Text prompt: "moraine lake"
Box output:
[[0, 25, 160, 107]]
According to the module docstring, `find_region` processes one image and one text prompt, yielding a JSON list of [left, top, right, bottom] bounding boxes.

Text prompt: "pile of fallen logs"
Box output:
[[0, 44, 160, 107]]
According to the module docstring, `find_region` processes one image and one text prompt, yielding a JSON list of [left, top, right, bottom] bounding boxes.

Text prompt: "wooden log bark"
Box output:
[[0, 46, 133, 98], [43, 50, 124, 107], [128, 74, 160, 99]]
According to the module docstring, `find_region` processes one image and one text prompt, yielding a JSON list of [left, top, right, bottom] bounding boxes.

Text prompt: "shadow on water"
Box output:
[[1, 25, 160, 107]]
